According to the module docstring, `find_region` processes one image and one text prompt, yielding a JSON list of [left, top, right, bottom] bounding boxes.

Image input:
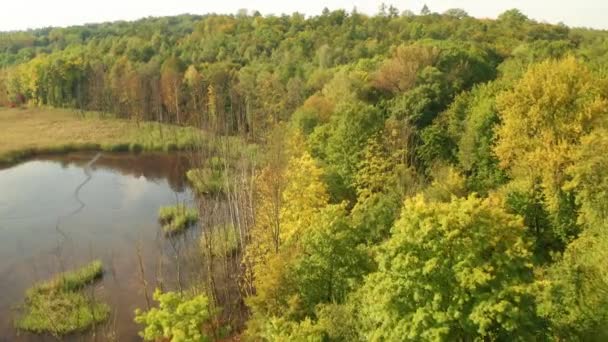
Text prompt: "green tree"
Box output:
[[309, 100, 383, 202], [420, 5, 431, 16], [443, 8, 469, 19], [443, 82, 507, 193], [134, 289, 214, 342], [290, 204, 370, 316], [536, 229, 608, 340], [355, 195, 540, 341]]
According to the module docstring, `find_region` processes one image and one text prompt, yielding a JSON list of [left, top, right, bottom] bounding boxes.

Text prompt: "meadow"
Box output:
[[0, 107, 202, 166]]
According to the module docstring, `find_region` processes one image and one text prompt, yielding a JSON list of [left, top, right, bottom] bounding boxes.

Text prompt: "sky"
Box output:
[[1, 0, 607, 32]]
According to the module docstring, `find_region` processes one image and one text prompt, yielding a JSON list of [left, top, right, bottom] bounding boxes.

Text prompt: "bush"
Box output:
[[135, 289, 214, 342]]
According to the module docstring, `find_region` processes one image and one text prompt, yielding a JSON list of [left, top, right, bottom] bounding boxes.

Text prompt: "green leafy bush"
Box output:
[[135, 289, 214, 342]]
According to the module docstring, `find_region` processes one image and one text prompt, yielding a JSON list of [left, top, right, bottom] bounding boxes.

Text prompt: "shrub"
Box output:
[[135, 289, 214, 342]]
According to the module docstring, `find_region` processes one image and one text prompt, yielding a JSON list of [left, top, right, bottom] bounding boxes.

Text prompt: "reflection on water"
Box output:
[[0, 152, 198, 341]]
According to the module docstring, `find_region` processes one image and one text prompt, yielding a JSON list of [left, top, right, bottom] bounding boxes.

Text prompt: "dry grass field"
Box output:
[[0, 107, 202, 165]]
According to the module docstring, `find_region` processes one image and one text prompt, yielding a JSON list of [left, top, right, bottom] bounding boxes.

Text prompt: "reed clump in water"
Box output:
[[15, 260, 109, 336], [186, 157, 229, 196], [158, 205, 199, 235]]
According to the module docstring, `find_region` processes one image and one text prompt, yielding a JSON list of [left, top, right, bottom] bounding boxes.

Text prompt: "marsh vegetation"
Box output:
[[0, 107, 202, 166], [15, 261, 108, 336], [158, 205, 199, 235]]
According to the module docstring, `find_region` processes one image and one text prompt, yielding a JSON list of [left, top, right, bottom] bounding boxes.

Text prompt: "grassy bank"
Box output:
[[0, 107, 203, 166]]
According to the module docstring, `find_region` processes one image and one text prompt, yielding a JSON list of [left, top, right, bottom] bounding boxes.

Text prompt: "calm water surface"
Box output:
[[0, 152, 200, 341]]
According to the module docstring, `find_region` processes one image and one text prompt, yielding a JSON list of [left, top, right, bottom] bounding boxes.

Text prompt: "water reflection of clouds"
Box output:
[[122, 175, 149, 204], [0, 161, 82, 220]]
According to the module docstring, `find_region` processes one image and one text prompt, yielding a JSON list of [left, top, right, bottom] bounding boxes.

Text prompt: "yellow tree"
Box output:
[[495, 57, 607, 200], [373, 44, 439, 94], [247, 147, 328, 265], [257, 71, 286, 123], [109, 57, 132, 117], [125, 62, 144, 125], [243, 124, 291, 295], [207, 84, 217, 131], [160, 57, 184, 124], [279, 152, 329, 245], [245, 149, 330, 322], [494, 56, 608, 238], [565, 129, 608, 228], [183, 65, 204, 126]]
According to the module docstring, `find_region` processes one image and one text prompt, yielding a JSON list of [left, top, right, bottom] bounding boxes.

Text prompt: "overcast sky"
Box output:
[[1, 0, 607, 32]]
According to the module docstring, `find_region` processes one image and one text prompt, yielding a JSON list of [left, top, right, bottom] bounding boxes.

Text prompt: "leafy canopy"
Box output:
[[356, 195, 539, 341]]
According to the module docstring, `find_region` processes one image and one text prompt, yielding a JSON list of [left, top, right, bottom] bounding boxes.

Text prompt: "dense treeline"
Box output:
[[1, 8, 597, 137], [3, 5, 608, 341]]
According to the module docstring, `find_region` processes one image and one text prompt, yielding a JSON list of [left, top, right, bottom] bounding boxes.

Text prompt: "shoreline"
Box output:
[[0, 107, 203, 168]]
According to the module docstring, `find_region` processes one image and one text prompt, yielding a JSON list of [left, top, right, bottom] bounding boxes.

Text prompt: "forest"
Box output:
[[1, 4, 608, 341]]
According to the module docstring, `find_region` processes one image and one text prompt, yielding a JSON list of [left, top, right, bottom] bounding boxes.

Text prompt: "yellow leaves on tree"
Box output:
[[373, 44, 439, 94], [0, 70, 9, 106], [245, 151, 329, 319], [160, 57, 183, 124], [249, 151, 328, 262], [565, 129, 608, 227], [279, 152, 329, 245], [494, 56, 608, 213]]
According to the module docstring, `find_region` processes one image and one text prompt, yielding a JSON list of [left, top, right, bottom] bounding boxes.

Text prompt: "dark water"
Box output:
[[0, 152, 200, 341]]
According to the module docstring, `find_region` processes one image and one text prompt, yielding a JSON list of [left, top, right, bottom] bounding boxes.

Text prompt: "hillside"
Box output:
[[2, 7, 608, 340]]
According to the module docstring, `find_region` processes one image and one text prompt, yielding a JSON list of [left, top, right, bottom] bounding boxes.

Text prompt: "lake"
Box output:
[[0, 152, 202, 341]]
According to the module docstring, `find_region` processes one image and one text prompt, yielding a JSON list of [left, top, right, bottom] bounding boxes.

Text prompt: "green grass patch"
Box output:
[[159, 205, 199, 235], [31, 260, 103, 293], [15, 260, 109, 336]]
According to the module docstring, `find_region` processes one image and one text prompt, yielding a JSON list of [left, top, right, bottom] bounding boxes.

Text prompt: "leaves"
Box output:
[[495, 56, 608, 242], [135, 289, 213, 342], [356, 195, 539, 340]]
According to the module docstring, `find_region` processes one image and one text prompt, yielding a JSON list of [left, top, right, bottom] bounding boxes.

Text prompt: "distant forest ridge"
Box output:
[[0, 8, 606, 135]]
